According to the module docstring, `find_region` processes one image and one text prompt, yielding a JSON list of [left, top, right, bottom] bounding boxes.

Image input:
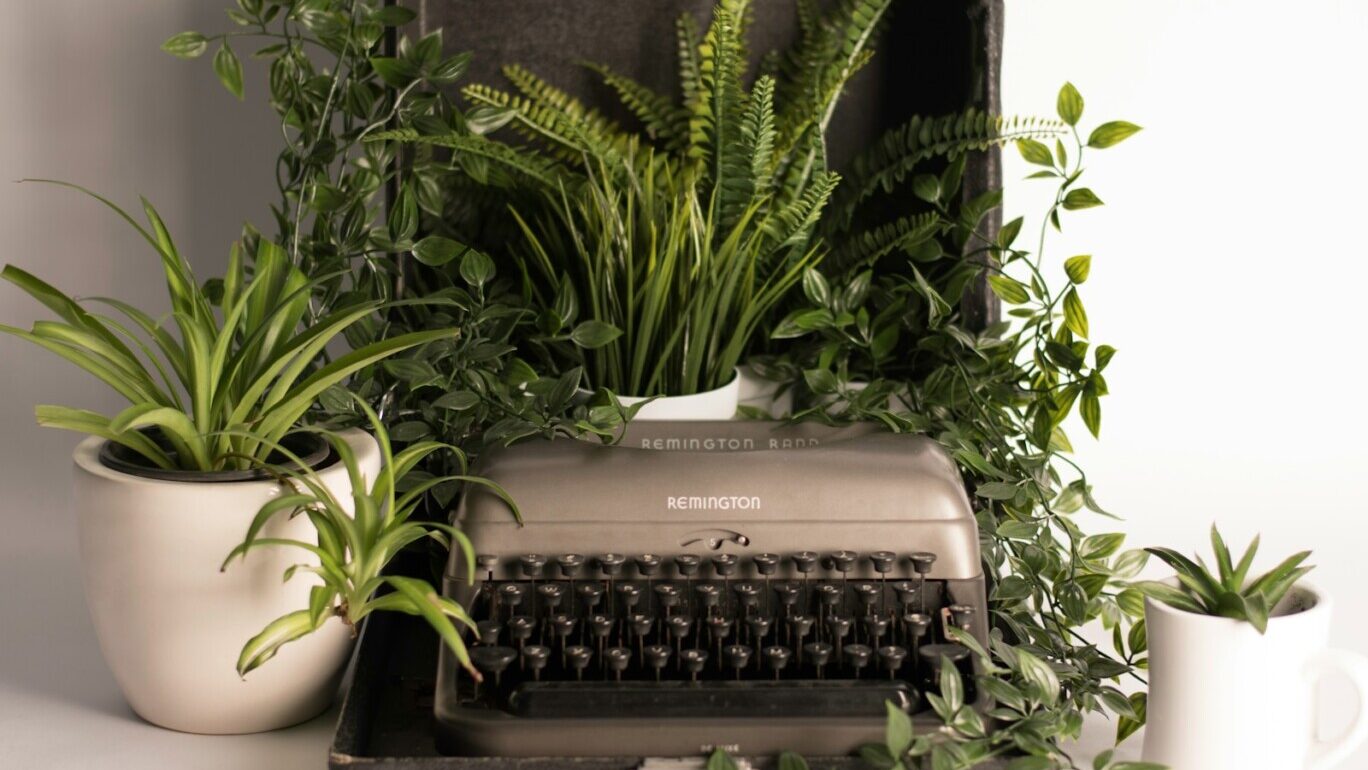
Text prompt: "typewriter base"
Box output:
[[333, 611, 1013, 769]]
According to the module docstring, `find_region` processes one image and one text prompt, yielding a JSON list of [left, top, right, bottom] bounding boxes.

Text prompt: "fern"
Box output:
[[587, 63, 688, 149], [764, 170, 840, 251], [675, 12, 703, 109], [690, 6, 751, 227], [832, 110, 1068, 229], [368, 128, 566, 190], [831, 211, 944, 268], [740, 76, 777, 203]]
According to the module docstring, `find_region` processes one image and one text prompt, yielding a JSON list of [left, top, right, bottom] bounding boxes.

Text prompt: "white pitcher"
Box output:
[[1143, 582, 1368, 769]]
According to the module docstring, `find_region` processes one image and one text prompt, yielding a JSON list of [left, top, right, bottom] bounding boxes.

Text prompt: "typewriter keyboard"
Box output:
[[455, 550, 980, 718]]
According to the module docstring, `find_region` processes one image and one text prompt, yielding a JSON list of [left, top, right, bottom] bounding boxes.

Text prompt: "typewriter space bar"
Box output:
[[507, 679, 915, 718]]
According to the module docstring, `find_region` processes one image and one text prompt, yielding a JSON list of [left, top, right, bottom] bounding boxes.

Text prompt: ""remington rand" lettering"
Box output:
[[666, 495, 762, 510], [641, 436, 819, 450]]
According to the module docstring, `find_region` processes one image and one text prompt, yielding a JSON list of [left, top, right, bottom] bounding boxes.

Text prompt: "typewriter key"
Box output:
[[471, 645, 517, 691], [476, 620, 501, 645], [816, 583, 842, 608], [694, 583, 721, 615], [855, 582, 881, 614], [746, 616, 772, 647], [764, 645, 792, 680], [588, 614, 614, 652], [773, 581, 800, 617], [734, 582, 761, 614], [863, 615, 890, 648], [674, 553, 702, 577], [550, 613, 576, 663], [902, 612, 932, 659], [476, 554, 499, 582], [805, 641, 834, 679], [644, 644, 672, 680], [892, 580, 919, 609], [578, 582, 605, 613], [826, 550, 858, 574], [615, 582, 642, 617], [919, 643, 971, 689], [826, 614, 853, 659], [723, 644, 753, 679], [634, 554, 662, 578], [508, 615, 536, 651], [667, 614, 693, 647], [535, 582, 563, 612], [499, 584, 526, 620], [948, 604, 976, 631], [680, 648, 708, 681], [522, 644, 550, 680], [792, 551, 819, 575], [629, 614, 654, 664], [909, 552, 937, 575], [566, 645, 593, 680], [753, 553, 780, 576], [870, 551, 897, 574], [789, 614, 815, 663], [519, 554, 547, 580], [711, 553, 739, 577], [555, 553, 584, 579], [878, 645, 908, 679], [844, 643, 872, 677], [604, 646, 631, 681]]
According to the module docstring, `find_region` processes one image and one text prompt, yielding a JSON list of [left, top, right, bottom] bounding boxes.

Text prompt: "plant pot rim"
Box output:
[[80, 429, 358, 486], [609, 366, 742, 403], [1145, 578, 1325, 627]]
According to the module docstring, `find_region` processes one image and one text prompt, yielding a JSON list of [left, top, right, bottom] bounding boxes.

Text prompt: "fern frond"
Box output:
[[367, 129, 567, 190], [740, 75, 777, 202], [831, 211, 944, 269], [587, 63, 689, 150], [763, 170, 839, 251], [462, 82, 628, 167], [833, 110, 1068, 228], [501, 64, 623, 143], [691, 6, 751, 229], [676, 13, 703, 109]]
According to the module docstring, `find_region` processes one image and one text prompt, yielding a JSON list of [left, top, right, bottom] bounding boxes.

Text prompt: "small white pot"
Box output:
[[73, 428, 380, 734], [614, 368, 742, 421], [1143, 581, 1368, 769]]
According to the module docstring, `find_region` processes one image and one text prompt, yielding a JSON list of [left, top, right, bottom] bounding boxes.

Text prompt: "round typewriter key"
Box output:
[[870, 551, 897, 574], [598, 553, 627, 578], [863, 615, 890, 647], [804, 641, 834, 678], [634, 554, 663, 578], [791, 551, 818, 574], [550, 613, 576, 645], [605, 646, 631, 680], [826, 614, 853, 647], [681, 648, 709, 681], [788, 614, 815, 660], [764, 645, 792, 679], [816, 583, 842, 607], [878, 645, 909, 679], [892, 580, 919, 607], [902, 612, 932, 651], [734, 582, 761, 613], [909, 552, 937, 575], [694, 583, 721, 613], [773, 581, 800, 613], [566, 645, 593, 680], [667, 614, 693, 641], [522, 644, 550, 680], [535, 582, 563, 609], [555, 553, 585, 578], [644, 644, 672, 680], [589, 614, 614, 645], [753, 553, 780, 576], [918, 642, 970, 668], [674, 553, 702, 577], [508, 615, 536, 649], [499, 583, 526, 611], [746, 616, 772, 647], [476, 620, 501, 645], [578, 582, 605, 612], [711, 554, 739, 577], [844, 643, 872, 677], [654, 583, 681, 625], [855, 582, 881, 611], [519, 554, 547, 579], [471, 645, 517, 689], [476, 554, 499, 580], [630, 613, 653, 664], [948, 604, 976, 630], [616, 582, 642, 614], [826, 550, 858, 574], [723, 644, 753, 679], [706, 615, 732, 642]]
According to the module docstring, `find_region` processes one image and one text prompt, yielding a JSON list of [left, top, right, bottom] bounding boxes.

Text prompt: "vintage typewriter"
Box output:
[[436, 421, 990, 758]]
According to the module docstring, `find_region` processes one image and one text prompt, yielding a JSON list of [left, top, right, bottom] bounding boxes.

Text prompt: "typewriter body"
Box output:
[[437, 421, 989, 758]]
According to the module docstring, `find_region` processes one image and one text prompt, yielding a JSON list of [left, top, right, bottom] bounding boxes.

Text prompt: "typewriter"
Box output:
[[436, 421, 990, 758]]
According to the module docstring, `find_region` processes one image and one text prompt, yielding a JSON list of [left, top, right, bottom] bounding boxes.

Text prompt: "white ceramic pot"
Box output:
[[736, 364, 792, 418], [615, 368, 742, 421], [73, 428, 380, 734], [1143, 581, 1368, 769]]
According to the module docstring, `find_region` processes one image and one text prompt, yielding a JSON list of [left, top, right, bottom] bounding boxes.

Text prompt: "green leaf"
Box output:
[[213, 42, 244, 100], [777, 752, 809, 770], [885, 700, 914, 756], [1131, 580, 1205, 614], [1016, 139, 1054, 167], [1080, 533, 1126, 561], [706, 748, 738, 770], [459, 248, 495, 287], [1015, 648, 1059, 706], [162, 31, 208, 59], [911, 174, 941, 204], [803, 368, 840, 395], [369, 56, 418, 88], [975, 482, 1020, 500], [1095, 344, 1117, 371], [570, 321, 622, 349], [859, 743, 897, 770], [1088, 120, 1143, 148], [412, 235, 466, 267], [987, 274, 1030, 305], [236, 609, 325, 676], [1056, 82, 1084, 126], [1116, 692, 1147, 743], [1063, 288, 1089, 338], [1080, 387, 1101, 437], [802, 268, 831, 307], [1064, 254, 1091, 284], [1063, 188, 1104, 210]]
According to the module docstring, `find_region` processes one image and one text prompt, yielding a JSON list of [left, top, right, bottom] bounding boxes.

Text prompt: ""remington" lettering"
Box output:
[[666, 495, 762, 511]]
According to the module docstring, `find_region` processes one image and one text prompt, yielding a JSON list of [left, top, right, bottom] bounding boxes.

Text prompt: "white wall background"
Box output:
[[1, 0, 1365, 767], [1003, 0, 1368, 762]]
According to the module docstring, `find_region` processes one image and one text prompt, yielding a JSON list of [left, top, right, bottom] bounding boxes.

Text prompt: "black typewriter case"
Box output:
[[331, 0, 1009, 765]]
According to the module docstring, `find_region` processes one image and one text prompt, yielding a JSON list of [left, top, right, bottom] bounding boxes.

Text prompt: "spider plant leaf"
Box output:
[[227, 494, 318, 569], [1252, 565, 1314, 613], [1131, 580, 1205, 614], [1, 264, 141, 366], [1210, 524, 1235, 588], [1245, 551, 1312, 598], [307, 585, 336, 628], [86, 296, 189, 388], [384, 576, 477, 678], [235, 609, 326, 677], [34, 405, 175, 470], [1, 323, 156, 404], [1144, 547, 1221, 607], [108, 403, 212, 471], [220, 537, 346, 576]]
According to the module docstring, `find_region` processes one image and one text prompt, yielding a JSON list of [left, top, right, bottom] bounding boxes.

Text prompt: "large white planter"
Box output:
[[1143, 582, 1368, 769], [615, 368, 742, 421], [73, 428, 380, 734]]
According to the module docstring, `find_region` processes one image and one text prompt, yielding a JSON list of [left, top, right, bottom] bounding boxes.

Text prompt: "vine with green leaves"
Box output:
[[172, 1, 1151, 767]]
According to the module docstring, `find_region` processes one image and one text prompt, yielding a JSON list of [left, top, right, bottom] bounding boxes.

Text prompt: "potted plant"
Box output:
[[1134, 526, 1368, 769], [223, 398, 517, 680], [1, 183, 458, 733]]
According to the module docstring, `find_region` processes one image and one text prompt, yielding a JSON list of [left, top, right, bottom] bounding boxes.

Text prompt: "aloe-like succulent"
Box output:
[[1134, 524, 1313, 634]]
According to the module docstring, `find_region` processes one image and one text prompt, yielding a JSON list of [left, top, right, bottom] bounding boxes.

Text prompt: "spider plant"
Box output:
[[1135, 524, 1314, 634], [0, 181, 458, 472], [223, 399, 518, 678]]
